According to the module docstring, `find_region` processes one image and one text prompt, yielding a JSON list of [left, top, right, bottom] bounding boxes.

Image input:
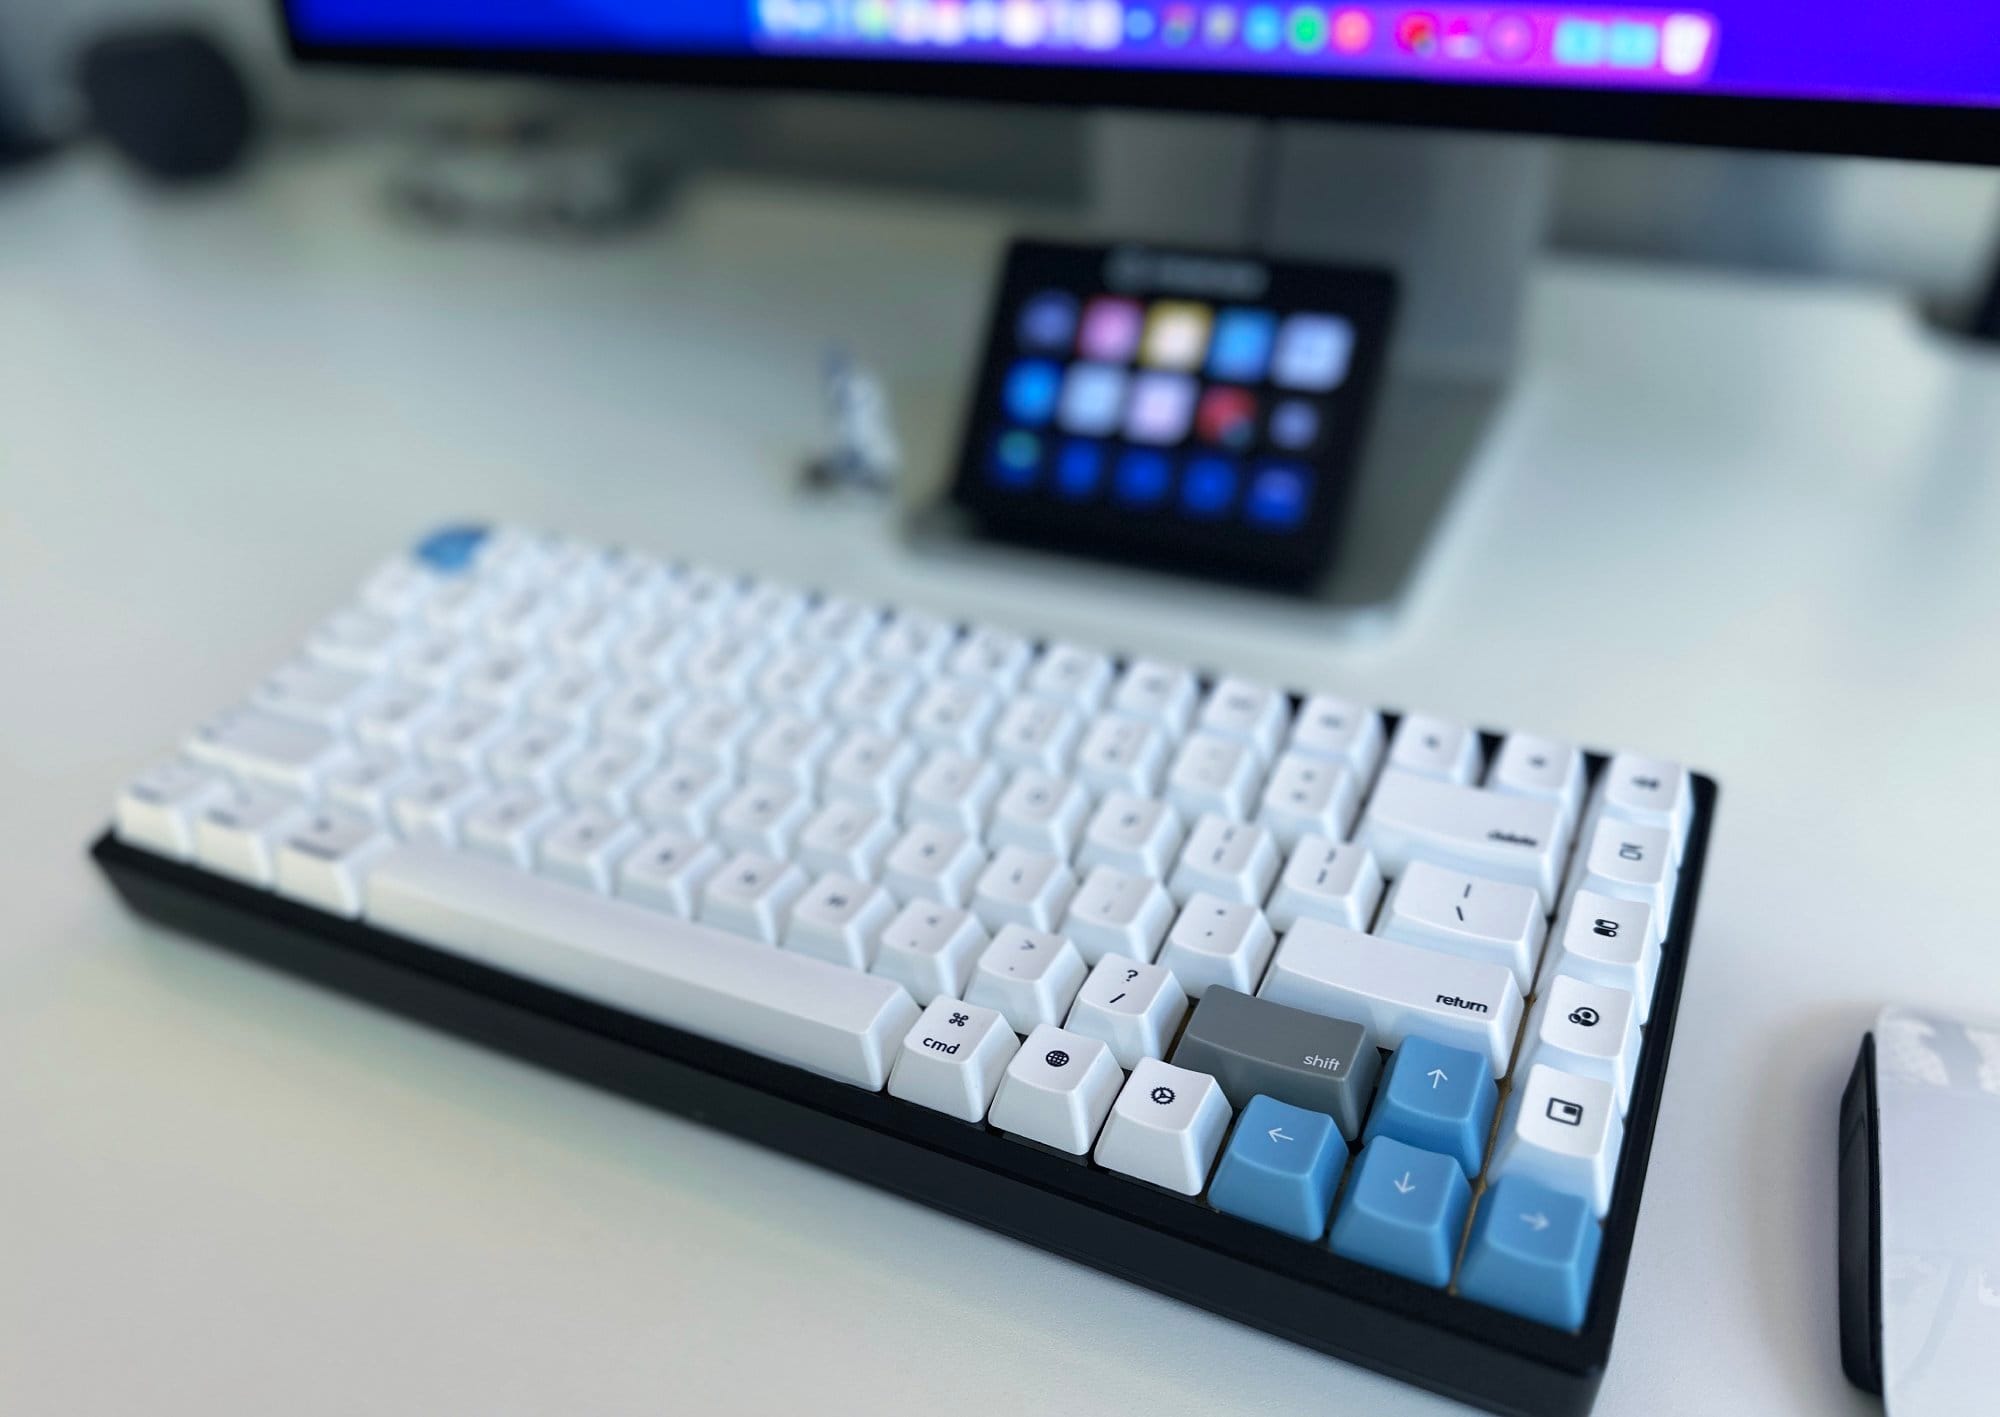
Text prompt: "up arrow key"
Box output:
[[1267, 1126, 1294, 1143], [1427, 1068, 1449, 1089]]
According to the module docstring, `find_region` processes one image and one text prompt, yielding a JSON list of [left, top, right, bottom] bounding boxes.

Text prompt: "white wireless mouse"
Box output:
[[1841, 1007, 2000, 1413]]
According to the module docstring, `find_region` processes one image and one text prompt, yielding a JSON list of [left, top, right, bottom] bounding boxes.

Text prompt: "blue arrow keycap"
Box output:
[[1456, 1175, 1602, 1330], [1208, 1095, 1348, 1241], [413, 524, 490, 575], [1362, 1034, 1498, 1179], [1327, 1136, 1470, 1287]]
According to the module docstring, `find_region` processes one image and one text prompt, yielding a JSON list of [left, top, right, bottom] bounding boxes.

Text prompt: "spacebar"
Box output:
[[362, 843, 920, 1089]]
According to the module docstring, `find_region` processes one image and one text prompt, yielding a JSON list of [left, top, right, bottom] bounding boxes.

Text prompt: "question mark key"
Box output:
[[1068, 955, 1189, 1069]]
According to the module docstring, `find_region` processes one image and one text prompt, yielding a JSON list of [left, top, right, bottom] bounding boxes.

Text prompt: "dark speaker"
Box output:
[[78, 29, 255, 183]]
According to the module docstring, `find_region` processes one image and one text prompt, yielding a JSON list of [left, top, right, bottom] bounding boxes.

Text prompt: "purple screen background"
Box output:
[[289, 0, 2000, 107]]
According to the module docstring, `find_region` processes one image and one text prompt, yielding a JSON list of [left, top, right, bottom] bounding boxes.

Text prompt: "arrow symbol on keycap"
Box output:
[[1393, 1173, 1416, 1195], [1268, 1127, 1294, 1143], [1522, 1212, 1550, 1232], [1427, 1068, 1449, 1089]]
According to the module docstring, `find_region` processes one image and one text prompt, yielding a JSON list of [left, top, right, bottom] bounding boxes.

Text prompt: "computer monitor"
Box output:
[[285, 2, 2000, 162]]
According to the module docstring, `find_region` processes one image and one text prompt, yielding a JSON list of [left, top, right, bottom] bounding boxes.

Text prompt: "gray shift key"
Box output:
[[1170, 987, 1381, 1139]]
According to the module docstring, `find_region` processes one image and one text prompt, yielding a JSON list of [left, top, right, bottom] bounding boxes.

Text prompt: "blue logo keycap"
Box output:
[[1208, 1095, 1347, 1242], [1456, 1175, 1602, 1330], [1327, 1136, 1470, 1287], [413, 524, 489, 575], [1363, 1035, 1498, 1179]]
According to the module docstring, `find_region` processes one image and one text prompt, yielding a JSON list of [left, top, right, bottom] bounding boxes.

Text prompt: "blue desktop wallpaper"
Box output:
[[289, 0, 2000, 107]]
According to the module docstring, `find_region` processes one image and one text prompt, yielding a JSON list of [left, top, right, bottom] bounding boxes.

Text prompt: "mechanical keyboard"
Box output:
[[92, 524, 1718, 1417]]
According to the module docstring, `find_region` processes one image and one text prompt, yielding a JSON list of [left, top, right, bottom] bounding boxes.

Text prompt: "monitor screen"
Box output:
[[286, 2, 2000, 157]]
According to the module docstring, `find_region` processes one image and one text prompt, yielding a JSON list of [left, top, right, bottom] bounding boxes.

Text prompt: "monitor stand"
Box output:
[[1087, 116, 1552, 617]]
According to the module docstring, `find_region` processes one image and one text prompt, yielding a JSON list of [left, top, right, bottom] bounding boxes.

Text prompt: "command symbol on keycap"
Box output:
[[1045, 1049, 1071, 1068], [1150, 1086, 1176, 1105], [948, 1011, 969, 1027], [1547, 1097, 1585, 1126]]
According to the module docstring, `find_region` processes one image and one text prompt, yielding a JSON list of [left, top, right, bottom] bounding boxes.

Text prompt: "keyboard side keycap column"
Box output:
[[363, 843, 919, 1089]]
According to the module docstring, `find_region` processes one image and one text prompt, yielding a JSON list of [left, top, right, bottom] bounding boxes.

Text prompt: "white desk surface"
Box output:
[[5, 144, 1999, 1417]]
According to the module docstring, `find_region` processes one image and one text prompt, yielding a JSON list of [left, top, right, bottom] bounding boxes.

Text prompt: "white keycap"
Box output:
[[1061, 865, 1177, 964], [1259, 919, 1524, 1075], [186, 706, 345, 795], [351, 682, 441, 755], [398, 629, 476, 689], [1165, 733, 1262, 821], [1157, 894, 1277, 999], [612, 617, 695, 684], [1596, 752, 1694, 863], [680, 633, 769, 700], [1571, 817, 1676, 921], [1169, 814, 1281, 905], [1028, 643, 1114, 712], [726, 582, 809, 641], [1525, 975, 1642, 1114], [560, 738, 656, 813], [461, 785, 562, 866], [1197, 676, 1290, 765], [1388, 713, 1482, 784], [359, 557, 440, 617], [755, 645, 844, 714], [413, 698, 510, 773], [193, 781, 310, 886], [1265, 835, 1385, 934], [887, 998, 1019, 1123], [274, 807, 392, 916], [797, 597, 881, 659], [537, 807, 641, 894], [1078, 792, 1184, 877], [823, 729, 922, 816], [323, 751, 413, 824], [484, 584, 561, 650], [1093, 1058, 1231, 1196], [908, 679, 1000, 755], [1542, 891, 1663, 1023], [635, 760, 731, 835], [970, 847, 1076, 933], [745, 713, 839, 793], [967, 925, 1089, 1034], [1489, 733, 1587, 823], [947, 626, 1034, 693], [597, 681, 684, 752], [115, 758, 231, 860], [309, 606, 405, 673], [1075, 715, 1169, 798], [990, 770, 1090, 859], [715, 781, 813, 858], [881, 822, 986, 906], [486, 719, 585, 793], [669, 697, 759, 778], [389, 766, 483, 845], [1287, 694, 1385, 778], [546, 600, 626, 664], [1256, 751, 1360, 850], [783, 874, 897, 970], [616, 828, 725, 918], [991, 698, 1083, 776], [525, 662, 610, 729], [831, 662, 921, 735], [1110, 659, 1198, 737], [872, 900, 989, 1004], [254, 659, 373, 729], [1359, 769, 1565, 906], [667, 568, 741, 626], [1492, 1063, 1624, 1217], [1065, 954, 1188, 1069], [423, 578, 496, 635], [699, 851, 809, 944], [905, 750, 1005, 836], [988, 1025, 1124, 1154], [1377, 861, 1548, 992], [796, 801, 897, 881], [364, 844, 918, 1089], [456, 648, 543, 711], [872, 611, 958, 673]]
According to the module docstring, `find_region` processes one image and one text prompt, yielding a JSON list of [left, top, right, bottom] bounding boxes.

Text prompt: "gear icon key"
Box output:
[[1149, 1085, 1176, 1106]]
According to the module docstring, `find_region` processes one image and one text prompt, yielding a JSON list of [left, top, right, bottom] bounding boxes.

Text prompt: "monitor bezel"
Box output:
[[279, 8, 2000, 167]]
